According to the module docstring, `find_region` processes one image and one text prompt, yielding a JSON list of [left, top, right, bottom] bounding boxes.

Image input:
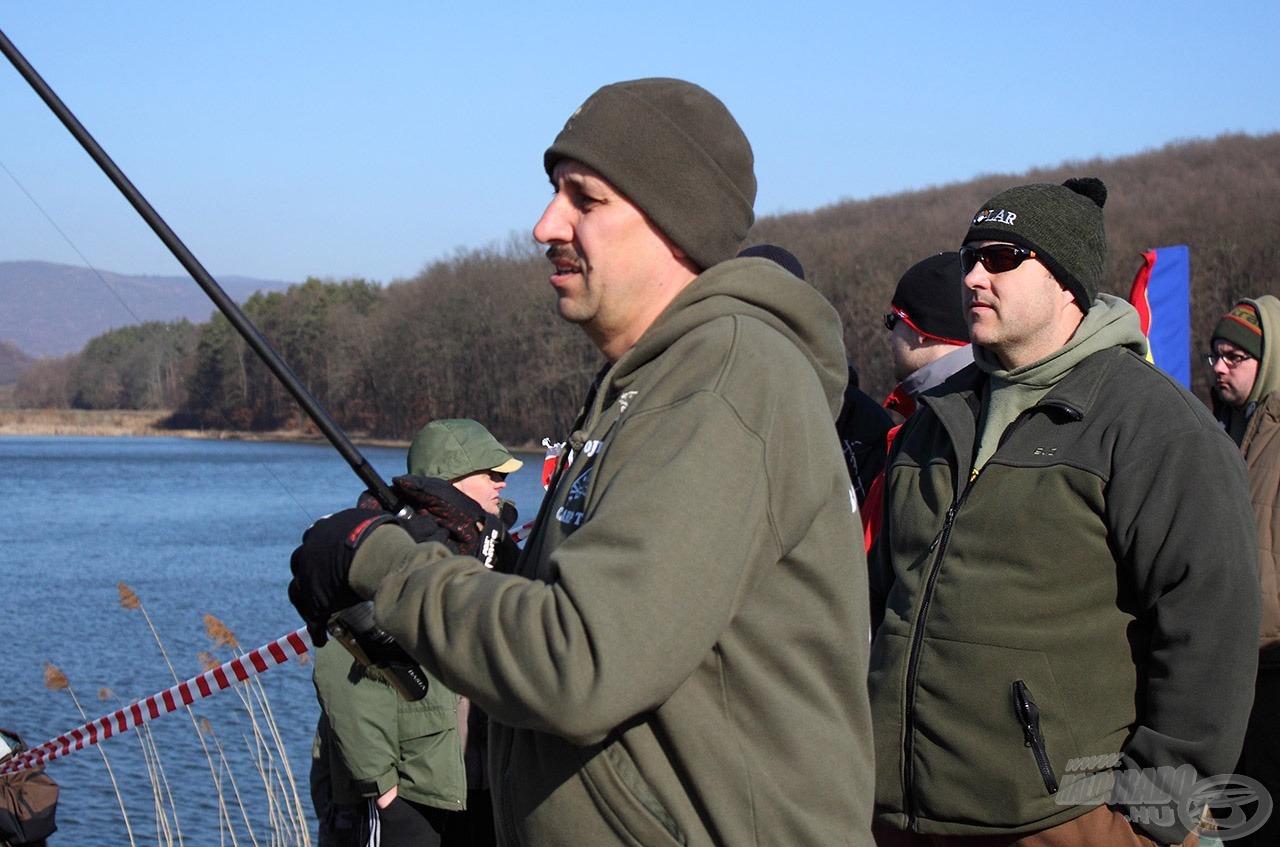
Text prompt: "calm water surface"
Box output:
[[0, 436, 546, 845]]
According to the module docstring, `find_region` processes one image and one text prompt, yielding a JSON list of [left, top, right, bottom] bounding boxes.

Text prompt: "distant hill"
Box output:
[[0, 261, 296, 358], [0, 340, 35, 385]]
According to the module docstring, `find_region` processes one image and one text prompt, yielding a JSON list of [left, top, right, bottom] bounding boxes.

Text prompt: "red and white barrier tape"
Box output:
[[1, 628, 311, 774]]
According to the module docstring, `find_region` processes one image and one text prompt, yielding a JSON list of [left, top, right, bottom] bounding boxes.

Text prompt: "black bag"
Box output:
[[0, 729, 58, 846]]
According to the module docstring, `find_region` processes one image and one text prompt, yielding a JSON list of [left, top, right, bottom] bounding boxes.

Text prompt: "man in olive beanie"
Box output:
[[869, 177, 1259, 845], [543, 77, 756, 272], [290, 77, 875, 847]]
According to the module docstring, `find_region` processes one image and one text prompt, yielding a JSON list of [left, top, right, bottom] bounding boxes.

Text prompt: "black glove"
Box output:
[[393, 474, 487, 553], [499, 498, 519, 529], [288, 508, 397, 646]]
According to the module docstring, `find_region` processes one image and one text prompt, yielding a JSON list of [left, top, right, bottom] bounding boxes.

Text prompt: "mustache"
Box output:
[[546, 244, 582, 268]]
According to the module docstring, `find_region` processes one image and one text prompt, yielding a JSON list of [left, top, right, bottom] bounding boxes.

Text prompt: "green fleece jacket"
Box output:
[[348, 256, 875, 847], [869, 297, 1259, 845]]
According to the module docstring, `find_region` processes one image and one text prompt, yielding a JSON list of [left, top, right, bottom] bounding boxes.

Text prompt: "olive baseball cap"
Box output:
[[406, 419, 522, 481]]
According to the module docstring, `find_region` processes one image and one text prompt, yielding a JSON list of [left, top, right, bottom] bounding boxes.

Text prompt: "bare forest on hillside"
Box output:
[[12, 133, 1280, 444]]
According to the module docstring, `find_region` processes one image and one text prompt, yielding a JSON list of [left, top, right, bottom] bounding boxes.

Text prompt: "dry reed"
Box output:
[[45, 662, 137, 847]]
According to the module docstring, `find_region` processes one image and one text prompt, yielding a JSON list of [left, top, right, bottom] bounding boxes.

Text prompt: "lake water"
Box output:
[[0, 435, 549, 845]]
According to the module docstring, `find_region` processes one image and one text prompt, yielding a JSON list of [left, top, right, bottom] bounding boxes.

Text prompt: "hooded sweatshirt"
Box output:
[[348, 256, 875, 847], [1214, 295, 1280, 444], [972, 294, 1149, 469]]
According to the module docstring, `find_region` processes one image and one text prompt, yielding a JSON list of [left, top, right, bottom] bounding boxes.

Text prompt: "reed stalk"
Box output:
[[44, 663, 137, 847], [198, 716, 260, 847], [101, 688, 180, 847], [119, 583, 231, 845], [204, 614, 311, 847]]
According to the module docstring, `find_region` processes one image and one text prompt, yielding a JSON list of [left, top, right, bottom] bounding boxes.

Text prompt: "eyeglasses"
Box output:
[[959, 244, 1038, 275], [883, 309, 904, 331], [1203, 350, 1254, 368]]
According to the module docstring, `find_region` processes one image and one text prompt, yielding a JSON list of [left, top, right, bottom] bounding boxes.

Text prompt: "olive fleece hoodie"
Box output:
[[348, 256, 875, 847]]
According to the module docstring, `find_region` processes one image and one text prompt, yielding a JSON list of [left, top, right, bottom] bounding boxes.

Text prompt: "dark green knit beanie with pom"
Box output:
[[544, 78, 756, 271], [963, 177, 1108, 311]]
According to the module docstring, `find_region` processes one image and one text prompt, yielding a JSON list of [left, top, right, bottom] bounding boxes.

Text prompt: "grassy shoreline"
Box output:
[[0, 408, 410, 447]]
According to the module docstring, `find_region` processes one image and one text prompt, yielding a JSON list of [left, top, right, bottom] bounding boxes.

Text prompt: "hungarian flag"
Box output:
[[1129, 245, 1191, 388]]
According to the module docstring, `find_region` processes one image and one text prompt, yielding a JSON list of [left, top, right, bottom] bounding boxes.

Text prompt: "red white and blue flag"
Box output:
[[1129, 245, 1191, 388]]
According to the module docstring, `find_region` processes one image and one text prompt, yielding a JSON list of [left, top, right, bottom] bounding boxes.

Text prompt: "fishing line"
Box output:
[[0, 146, 346, 525], [4, 25, 432, 724], [0, 156, 139, 320]]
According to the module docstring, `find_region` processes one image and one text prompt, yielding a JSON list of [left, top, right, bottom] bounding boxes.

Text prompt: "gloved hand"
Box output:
[[499, 499, 519, 530], [475, 511, 509, 569], [288, 508, 397, 646]]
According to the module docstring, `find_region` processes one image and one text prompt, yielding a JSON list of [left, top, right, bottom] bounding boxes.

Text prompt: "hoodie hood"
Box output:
[[604, 256, 849, 417], [974, 294, 1149, 387], [1244, 294, 1280, 405], [971, 295, 1148, 471]]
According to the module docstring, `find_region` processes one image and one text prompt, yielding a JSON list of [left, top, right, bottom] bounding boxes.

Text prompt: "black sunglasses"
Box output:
[[959, 244, 1038, 275], [883, 310, 904, 331]]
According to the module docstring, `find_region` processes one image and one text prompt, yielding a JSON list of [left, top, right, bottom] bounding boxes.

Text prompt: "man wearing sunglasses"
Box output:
[[868, 177, 1259, 845], [881, 251, 973, 420], [1208, 295, 1280, 847], [862, 251, 972, 550]]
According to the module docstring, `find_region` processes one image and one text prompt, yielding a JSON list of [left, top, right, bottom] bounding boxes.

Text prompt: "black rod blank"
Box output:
[[0, 28, 402, 512]]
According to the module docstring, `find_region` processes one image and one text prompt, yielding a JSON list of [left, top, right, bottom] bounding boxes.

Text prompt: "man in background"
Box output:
[[1207, 295, 1280, 846], [737, 241, 893, 505], [312, 419, 520, 847], [869, 177, 1258, 845], [862, 251, 972, 547], [881, 251, 973, 420]]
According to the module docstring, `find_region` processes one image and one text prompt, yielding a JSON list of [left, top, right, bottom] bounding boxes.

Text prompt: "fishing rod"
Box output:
[[0, 630, 312, 774], [0, 27, 398, 511], [1, 28, 427, 700]]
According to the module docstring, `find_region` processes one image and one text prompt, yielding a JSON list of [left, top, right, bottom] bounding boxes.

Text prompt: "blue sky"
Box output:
[[2, 2, 1278, 285]]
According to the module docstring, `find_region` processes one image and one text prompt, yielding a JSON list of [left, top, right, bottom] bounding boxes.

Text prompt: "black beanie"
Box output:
[[891, 252, 968, 344], [963, 177, 1107, 312], [1212, 301, 1264, 360], [737, 243, 805, 280], [544, 78, 756, 271]]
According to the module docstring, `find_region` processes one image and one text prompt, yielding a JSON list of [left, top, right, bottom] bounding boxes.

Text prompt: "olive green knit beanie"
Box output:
[[963, 177, 1108, 311], [544, 78, 756, 271]]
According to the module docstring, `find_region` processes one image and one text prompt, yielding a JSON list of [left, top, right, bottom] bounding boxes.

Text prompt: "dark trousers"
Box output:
[[319, 797, 453, 847], [442, 789, 496, 847], [1233, 666, 1280, 847]]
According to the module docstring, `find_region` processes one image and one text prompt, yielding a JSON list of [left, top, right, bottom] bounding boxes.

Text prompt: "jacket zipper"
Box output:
[[498, 763, 522, 846], [1012, 680, 1059, 794], [901, 482, 970, 826], [898, 401, 1073, 823]]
